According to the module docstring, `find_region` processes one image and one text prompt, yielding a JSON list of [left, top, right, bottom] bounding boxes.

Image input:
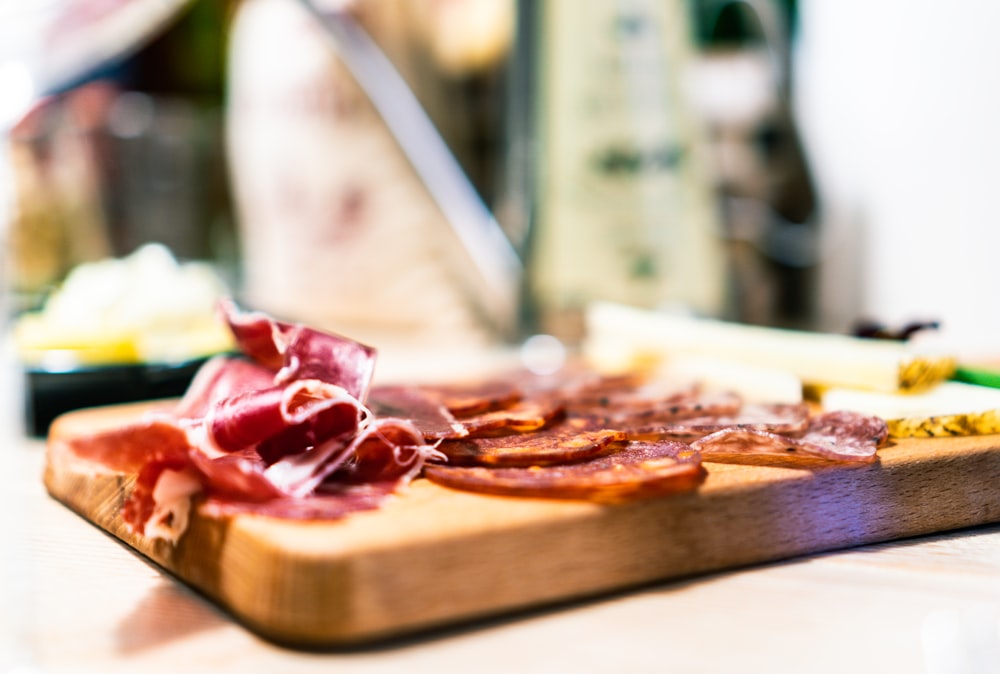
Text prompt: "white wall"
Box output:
[[795, 0, 1000, 354]]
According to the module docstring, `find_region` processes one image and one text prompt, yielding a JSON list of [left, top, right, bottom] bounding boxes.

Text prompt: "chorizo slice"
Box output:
[[458, 398, 566, 438], [425, 440, 705, 503], [435, 418, 627, 467], [417, 379, 523, 417], [569, 390, 744, 429]]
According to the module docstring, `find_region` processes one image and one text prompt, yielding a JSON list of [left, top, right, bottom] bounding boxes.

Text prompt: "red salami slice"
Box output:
[[691, 410, 888, 462], [418, 380, 523, 417], [458, 399, 566, 438], [435, 418, 628, 467], [425, 440, 705, 502]]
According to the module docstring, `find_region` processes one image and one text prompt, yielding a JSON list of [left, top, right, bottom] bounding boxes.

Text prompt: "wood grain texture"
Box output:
[[43, 403, 1000, 647]]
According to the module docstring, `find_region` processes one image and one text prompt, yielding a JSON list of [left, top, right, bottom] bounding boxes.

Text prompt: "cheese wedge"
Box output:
[[584, 302, 955, 394]]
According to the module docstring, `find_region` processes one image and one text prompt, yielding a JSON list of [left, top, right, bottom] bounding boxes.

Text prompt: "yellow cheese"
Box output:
[[584, 302, 955, 394]]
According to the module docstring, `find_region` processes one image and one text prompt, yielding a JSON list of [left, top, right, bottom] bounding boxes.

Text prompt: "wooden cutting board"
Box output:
[[44, 401, 1000, 648]]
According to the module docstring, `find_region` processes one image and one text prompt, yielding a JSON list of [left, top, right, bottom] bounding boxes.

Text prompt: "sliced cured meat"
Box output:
[[274, 323, 377, 402], [424, 440, 705, 503], [368, 386, 562, 440], [56, 416, 191, 474], [417, 379, 522, 417], [458, 399, 566, 438], [567, 379, 699, 411], [691, 410, 888, 462], [206, 379, 362, 460], [174, 356, 275, 420], [219, 298, 289, 370], [63, 298, 894, 545], [570, 390, 744, 430], [241, 417, 437, 499], [368, 385, 465, 440], [188, 450, 286, 502], [435, 418, 627, 467], [200, 484, 392, 521], [122, 455, 201, 540], [799, 410, 889, 458], [263, 433, 355, 497], [629, 403, 811, 441], [220, 299, 377, 401], [330, 418, 440, 485]]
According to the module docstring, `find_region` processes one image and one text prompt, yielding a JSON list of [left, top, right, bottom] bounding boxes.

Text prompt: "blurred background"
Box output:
[[4, 0, 1000, 355]]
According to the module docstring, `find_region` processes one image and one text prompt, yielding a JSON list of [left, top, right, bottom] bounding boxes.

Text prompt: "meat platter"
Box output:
[[41, 302, 1000, 647], [45, 407, 1000, 647]]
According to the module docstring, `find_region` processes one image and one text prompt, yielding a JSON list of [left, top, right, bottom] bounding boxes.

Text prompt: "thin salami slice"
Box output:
[[435, 418, 627, 467], [691, 410, 888, 462], [425, 440, 705, 503], [419, 380, 523, 417], [458, 399, 566, 438], [570, 390, 744, 430], [630, 403, 811, 441]]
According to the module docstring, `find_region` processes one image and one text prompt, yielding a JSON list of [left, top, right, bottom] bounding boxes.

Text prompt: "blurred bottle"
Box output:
[[687, 0, 819, 330], [509, 0, 726, 343], [226, 0, 515, 348]]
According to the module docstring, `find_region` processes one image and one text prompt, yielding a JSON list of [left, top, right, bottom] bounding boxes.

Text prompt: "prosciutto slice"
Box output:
[[205, 379, 362, 459], [63, 299, 438, 542], [174, 356, 275, 420], [368, 385, 466, 441], [221, 299, 376, 401]]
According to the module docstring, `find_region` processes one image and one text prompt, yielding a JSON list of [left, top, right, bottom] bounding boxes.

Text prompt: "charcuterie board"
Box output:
[[44, 400, 1000, 648]]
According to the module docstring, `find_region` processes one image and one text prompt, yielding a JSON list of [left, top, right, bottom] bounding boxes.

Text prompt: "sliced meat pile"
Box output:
[[56, 300, 442, 542], [56, 301, 890, 542], [371, 367, 888, 503]]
